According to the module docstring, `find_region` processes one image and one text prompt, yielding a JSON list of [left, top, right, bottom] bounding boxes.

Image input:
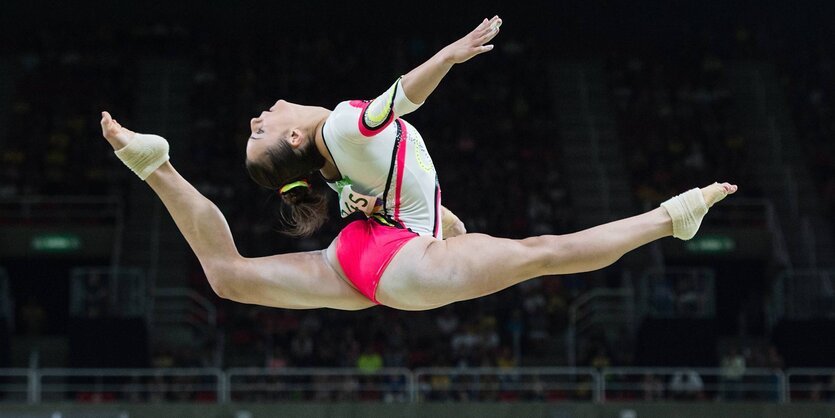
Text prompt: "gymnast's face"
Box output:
[[246, 99, 305, 162]]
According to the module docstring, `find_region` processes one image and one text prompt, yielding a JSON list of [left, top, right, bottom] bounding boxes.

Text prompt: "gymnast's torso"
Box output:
[[321, 81, 442, 239]]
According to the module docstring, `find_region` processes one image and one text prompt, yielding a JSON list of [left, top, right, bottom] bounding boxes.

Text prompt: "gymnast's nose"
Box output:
[[270, 99, 287, 111]]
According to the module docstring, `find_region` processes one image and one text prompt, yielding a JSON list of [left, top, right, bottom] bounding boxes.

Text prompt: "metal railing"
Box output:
[[227, 368, 412, 403], [3, 367, 828, 404], [602, 367, 785, 403], [0, 369, 33, 403], [36, 369, 223, 404], [786, 368, 835, 402], [415, 367, 599, 402]]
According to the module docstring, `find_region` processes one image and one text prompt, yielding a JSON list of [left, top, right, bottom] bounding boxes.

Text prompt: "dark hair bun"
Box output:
[[278, 183, 329, 237], [281, 186, 308, 206]]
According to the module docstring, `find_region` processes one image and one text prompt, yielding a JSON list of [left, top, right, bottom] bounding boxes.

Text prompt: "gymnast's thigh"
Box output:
[[229, 246, 375, 311], [375, 233, 549, 310]]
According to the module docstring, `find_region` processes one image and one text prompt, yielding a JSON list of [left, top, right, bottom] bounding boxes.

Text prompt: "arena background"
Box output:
[[1, 0, 835, 416]]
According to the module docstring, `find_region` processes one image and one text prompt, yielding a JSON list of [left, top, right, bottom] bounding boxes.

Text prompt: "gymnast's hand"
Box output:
[[440, 15, 502, 65], [441, 206, 467, 239], [99, 111, 136, 151]]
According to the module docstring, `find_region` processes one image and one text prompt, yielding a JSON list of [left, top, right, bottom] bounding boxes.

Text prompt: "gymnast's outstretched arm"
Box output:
[[355, 16, 502, 136], [400, 15, 502, 104]]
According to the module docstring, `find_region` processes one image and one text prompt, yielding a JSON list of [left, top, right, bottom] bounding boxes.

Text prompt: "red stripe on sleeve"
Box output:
[[357, 100, 395, 137], [393, 120, 408, 225]]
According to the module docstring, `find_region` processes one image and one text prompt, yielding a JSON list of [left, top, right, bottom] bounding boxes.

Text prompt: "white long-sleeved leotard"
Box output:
[[322, 77, 443, 239]]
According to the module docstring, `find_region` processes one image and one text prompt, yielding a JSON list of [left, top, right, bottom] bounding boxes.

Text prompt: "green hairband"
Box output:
[[279, 180, 311, 194]]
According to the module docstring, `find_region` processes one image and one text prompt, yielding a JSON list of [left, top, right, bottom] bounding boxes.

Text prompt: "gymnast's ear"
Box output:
[[288, 129, 304, 149]]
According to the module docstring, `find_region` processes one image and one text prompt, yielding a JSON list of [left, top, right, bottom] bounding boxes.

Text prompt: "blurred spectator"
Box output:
[[451, 323, 481, 367], [435, 307, 459, 337], [148, 373, 169, 403], [496, 347, 517, 369], [641, 373, 665, 401], [765, 345, 784, 369], [669, 370, 705, 400], [590, 347, 611, 369], [266, 347, 288, 369], [151, 350, 175, 369], [290, 329, 314, 366], [357, 346, 384, 374], [676, 279, 704, 316], [719, 347, 746, 401], [339, 328, 361, 368], [764, 345, 785, 402]]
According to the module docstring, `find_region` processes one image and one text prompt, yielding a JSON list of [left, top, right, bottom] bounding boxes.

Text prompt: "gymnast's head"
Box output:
[[245, 99, 329, 237]]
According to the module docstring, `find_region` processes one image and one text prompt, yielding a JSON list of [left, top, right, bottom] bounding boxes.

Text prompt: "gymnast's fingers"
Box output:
[[477, 19, 501, 44], [474, 17, 490, 32]]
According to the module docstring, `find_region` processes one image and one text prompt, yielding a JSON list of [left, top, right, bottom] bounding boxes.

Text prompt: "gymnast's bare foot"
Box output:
[[661, 181, 738, 240], [100, 111, 135, 151], [100, 111, 170, 181], [701, 182, 738, 208]]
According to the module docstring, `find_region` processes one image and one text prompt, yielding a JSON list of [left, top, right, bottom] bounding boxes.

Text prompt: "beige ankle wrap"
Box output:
[[660, 188, 708, 240], [114, 133, 170, 180]]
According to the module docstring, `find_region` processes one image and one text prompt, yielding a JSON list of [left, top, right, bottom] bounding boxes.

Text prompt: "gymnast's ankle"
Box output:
[[114, 133, 170, 181]]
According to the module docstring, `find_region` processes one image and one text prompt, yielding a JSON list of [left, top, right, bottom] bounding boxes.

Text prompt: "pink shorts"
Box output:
[[335, 218, 418, 304]]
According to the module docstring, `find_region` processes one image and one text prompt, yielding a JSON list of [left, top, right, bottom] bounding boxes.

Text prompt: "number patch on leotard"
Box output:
[[339, 184, 382, 218]]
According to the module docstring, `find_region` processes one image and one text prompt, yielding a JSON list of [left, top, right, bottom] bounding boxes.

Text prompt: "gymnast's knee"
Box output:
[[528, 234, 623, 274], [520, 235, 573, 272]]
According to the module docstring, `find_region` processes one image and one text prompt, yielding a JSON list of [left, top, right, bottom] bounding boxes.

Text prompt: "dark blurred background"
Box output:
[[1, 0, 834, 398]]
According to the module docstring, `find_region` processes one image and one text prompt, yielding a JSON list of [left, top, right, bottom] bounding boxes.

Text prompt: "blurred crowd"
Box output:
[[606, 51, 756, 205], [210, 277, 576, 370], [0, 49, 133, 198], [781, 39, 835, 219]]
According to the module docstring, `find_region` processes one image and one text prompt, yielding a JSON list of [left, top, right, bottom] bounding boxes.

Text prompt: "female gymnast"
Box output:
[[100, 16, 737, 311]]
